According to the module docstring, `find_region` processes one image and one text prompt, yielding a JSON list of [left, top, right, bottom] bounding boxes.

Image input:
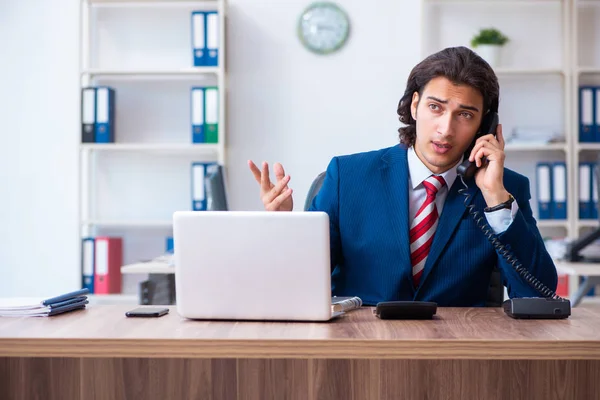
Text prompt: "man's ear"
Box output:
[[410, 92, 419, 120]]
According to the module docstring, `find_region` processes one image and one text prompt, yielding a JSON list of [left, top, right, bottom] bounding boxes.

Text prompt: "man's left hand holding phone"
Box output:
[[125, 307, 169, 318]]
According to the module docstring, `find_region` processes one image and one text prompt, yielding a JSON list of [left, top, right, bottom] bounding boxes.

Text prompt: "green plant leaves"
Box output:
[[471, 28, 509, 47]]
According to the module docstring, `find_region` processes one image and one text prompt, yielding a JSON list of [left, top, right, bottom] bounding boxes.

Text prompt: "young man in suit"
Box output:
[[248, 46, 558, 306]]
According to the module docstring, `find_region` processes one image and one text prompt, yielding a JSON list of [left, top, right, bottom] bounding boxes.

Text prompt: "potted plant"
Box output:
[[470, 28, 509, 68]]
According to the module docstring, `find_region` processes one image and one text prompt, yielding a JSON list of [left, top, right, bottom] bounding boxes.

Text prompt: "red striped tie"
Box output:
[[410, 175, 446, 287]]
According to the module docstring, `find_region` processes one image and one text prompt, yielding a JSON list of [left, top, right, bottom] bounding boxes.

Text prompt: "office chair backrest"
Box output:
[[303, 171, 327, 211], [303, 171, 505, 307]]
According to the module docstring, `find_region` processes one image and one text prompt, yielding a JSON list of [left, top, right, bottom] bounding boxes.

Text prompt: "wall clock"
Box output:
[[298, 2, 350, 55]]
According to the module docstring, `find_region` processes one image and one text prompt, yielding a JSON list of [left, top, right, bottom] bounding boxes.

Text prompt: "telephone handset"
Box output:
[[454, 111, 571, 319], [456, 111, 499, 179]]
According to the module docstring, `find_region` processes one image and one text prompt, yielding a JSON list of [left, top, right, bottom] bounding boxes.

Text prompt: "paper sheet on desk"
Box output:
[[0, 299, 88, 317], [0, 297, 50, 310], [0, 290, 90, 317], [0, 298, 57, 317]]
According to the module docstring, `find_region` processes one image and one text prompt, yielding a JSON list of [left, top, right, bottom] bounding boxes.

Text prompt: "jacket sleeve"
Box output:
[[495, 176, 558, 298], [308, 157, 342, 272]]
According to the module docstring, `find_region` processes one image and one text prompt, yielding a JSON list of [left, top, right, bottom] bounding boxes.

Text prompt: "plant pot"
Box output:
[[474, 44, 502, 68]]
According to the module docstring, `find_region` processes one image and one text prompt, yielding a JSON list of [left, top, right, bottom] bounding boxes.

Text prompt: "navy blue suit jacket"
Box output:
[[309, 145, 558, 306]]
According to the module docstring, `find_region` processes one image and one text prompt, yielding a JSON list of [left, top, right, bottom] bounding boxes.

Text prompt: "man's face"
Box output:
[[410, 76, 484, 174]]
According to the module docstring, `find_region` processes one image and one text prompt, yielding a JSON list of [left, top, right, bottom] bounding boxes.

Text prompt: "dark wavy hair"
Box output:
[[397, 46, 499, 146]]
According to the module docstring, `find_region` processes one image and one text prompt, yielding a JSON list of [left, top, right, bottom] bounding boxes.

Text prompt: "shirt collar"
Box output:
[[407, 146, 459, 190]]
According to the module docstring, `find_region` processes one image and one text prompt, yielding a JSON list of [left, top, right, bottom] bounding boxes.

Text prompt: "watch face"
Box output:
[[298, 2, 350, 55]]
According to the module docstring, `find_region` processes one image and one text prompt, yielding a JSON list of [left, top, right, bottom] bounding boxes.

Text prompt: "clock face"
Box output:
[[298, 2, 350, 55]]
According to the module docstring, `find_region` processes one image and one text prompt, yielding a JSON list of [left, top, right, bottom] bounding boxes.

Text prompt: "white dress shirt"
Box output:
[[407, 146, 518, 234]]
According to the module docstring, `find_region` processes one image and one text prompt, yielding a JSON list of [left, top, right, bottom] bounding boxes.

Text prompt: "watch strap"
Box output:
[[484, 193, 515, 213]]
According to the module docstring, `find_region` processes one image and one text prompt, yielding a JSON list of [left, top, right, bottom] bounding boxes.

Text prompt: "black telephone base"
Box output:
[[502, 298, 571, 319]]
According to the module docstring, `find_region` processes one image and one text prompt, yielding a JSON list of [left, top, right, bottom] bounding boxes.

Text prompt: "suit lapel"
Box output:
[[380, 146, 414, 296], [415, 177, 479, 294]]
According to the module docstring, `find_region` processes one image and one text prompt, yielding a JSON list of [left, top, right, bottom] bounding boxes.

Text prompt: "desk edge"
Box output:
[[1, 338, 600, 360]]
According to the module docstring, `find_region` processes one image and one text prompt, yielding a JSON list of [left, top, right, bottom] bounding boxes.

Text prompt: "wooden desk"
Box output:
[[1, 305, 600, 400]]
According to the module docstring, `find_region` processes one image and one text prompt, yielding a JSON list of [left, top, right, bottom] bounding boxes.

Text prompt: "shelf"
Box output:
[[577, 220, 599, 228], [577, 143, 600, 151], [89, 0, 219, 8], [80, 143, 219, 154], [424, 0, 563, 6], [81, 68, 220, 79], [81, 220, 173, 228], [494, 68, 565, 76], [577, 67, 600, 74], [537, 220, 569, 228], [505, 143, 567, 151], [555, 261, 600, 276]]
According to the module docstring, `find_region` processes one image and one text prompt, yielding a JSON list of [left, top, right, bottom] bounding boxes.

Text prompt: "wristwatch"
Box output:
[[484, 193, 515, 213]]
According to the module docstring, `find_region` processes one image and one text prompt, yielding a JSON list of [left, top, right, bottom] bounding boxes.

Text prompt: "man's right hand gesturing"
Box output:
[[248, 160, 294, 211]]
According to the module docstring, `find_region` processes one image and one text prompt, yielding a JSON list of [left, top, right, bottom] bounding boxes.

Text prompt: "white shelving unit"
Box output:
[[82, 67, 221, 76], [81, 220, 174, 228], [421, 0, 575, 238], [572, 0, 600, 235], [505, 143, 568, 152], [78, 0, 227, 297], [80, 143, 220, 154], [493, 68, 566, 76]]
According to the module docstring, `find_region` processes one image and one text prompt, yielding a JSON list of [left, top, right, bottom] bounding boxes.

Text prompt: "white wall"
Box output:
[[0, 0, 80, 297], [0, 0, 421, 296], [226, 0, 420, 211]]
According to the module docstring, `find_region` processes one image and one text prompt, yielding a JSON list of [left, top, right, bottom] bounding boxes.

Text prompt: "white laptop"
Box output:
[[173, 211, 334, 321]]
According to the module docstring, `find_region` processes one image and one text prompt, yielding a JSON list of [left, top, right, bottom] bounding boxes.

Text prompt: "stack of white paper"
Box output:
[[0, 289, 89, 317], [0, 298, 59, 317]]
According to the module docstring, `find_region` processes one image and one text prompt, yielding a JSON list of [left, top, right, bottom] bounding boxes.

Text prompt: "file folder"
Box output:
[[205, 87, 219, 143], [94, 237, 123, 294], [206, 11, 219, 66], [593, 165, 599, 219], [191, 87, 205, 143], [536, 163, 552, 220], [192, 162, 206, 210], [45, 299, 88, 316], [192, 11, 206, 66], [95, 86, 115, 143], [551, 162, 567, 219], [166, 237, 174, 253], [81, 237, 95, 293], [579, 163, 593, 219], [556, 274, 569, 297], [81, 87, 96, 143], [191, 162, 217, 210], [596, 87, 600, 142], [579, 86, 595, 143], [42, 288, 89, 306], [580, 277, 596, 297]]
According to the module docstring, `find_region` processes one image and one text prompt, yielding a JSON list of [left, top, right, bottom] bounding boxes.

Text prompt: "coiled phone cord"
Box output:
[[458, 175, 564, 301]]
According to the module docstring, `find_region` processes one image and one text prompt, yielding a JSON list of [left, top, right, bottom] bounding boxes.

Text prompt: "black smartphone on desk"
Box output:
[[125, 307, 169, 318]]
